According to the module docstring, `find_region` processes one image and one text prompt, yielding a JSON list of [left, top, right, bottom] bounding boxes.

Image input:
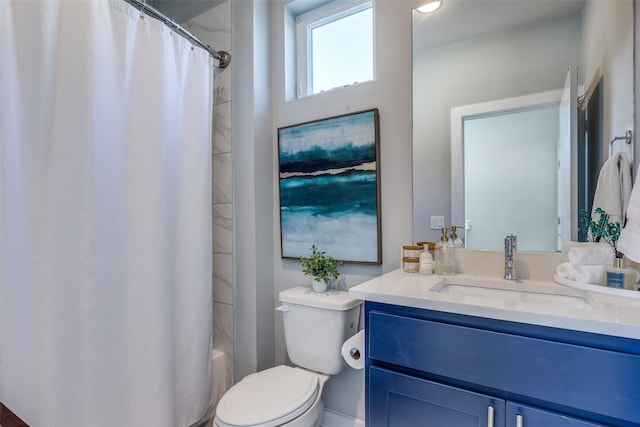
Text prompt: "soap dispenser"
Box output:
[[419, 243, 433, 275], [450, 226, 464, 248], [434, 227, 455, 276]]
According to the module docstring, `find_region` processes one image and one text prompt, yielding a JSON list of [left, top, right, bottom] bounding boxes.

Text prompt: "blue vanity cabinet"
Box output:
[[365, 302, 640, 427], [506, 403, 604, 427], [370, 365, 506, 427]]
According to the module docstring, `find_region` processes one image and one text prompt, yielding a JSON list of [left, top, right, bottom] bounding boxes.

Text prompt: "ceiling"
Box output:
[[151, 0, 225, 24], [150, 0, 585, 53], [413, 0, 585, 52]]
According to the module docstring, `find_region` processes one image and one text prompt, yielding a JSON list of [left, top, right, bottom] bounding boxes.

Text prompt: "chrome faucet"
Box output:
[[504, 235, 517, 280]]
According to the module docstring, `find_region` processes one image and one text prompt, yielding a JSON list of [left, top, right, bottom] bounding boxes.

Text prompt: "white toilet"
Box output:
[[214, 286, 362, 427]]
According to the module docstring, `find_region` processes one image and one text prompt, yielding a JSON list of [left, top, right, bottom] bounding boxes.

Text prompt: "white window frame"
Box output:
[[295, 0, 374, 98]]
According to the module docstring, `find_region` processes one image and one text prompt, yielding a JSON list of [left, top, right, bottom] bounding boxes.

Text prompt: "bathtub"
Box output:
[[192, 349, 231, 427], [211, 349, 231, 413]]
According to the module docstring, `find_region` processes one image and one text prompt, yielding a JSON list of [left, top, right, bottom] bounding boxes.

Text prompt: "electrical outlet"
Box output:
[[430, 215, 444, 230]]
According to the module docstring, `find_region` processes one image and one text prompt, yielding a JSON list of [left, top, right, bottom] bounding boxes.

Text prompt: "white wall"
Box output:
[[200, 1, 415, 420], [232, 0, 277, 383], [583, 0, 634, 162], [270, 0, 417, 421]]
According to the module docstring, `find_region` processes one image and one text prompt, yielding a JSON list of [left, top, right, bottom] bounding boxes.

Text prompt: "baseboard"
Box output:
[[321, 409, 365, 427]]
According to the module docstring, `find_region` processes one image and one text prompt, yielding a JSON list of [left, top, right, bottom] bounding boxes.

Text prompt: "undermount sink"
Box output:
[[431, 277, 594, 310]]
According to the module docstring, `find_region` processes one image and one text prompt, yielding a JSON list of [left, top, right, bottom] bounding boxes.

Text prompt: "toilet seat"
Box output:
[[215, 365, 320, 427]]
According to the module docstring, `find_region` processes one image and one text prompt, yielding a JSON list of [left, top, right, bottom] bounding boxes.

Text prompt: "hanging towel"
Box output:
[[591, 152, 633, 225], [618, 167, 640, 262]]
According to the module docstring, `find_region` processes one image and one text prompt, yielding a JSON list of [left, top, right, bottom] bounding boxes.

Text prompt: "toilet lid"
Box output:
[[215, 365, 320, 427]]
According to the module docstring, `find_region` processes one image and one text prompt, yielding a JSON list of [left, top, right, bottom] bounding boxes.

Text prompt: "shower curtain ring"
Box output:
[[139, 0, 146, 20]]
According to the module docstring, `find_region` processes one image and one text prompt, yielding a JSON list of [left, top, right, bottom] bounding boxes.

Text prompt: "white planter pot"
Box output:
[[312, 279, 327, 293]]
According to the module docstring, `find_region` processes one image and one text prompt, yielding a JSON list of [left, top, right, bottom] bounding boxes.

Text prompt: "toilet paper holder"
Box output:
[[342, 329, 365, 369], [349, 348, 361, 360]]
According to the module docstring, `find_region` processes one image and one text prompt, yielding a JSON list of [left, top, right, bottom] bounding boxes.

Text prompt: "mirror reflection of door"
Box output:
[[579, 77, 604, 237], [463, 104, 560, 252], [558, 67, 577, 249]]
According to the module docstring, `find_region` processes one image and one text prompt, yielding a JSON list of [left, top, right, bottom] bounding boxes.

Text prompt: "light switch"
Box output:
[[430, 215, 444, 230]]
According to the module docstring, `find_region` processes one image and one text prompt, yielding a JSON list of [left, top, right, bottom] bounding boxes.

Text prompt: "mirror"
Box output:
[[412, 0, 634, 251]]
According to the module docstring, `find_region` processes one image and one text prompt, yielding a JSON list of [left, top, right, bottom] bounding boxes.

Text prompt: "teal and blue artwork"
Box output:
[[278, 109, 381, 264]]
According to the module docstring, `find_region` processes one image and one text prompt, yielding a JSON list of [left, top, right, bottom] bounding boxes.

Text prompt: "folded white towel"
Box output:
[[572, 265, 606, 285], [568, 246, 615, 266], [560, 241, 609, 253], [591, 152, 632, 226], [557, 263, 606, 285], [555, 262, 574, 279], [618, 168, 640, 263]]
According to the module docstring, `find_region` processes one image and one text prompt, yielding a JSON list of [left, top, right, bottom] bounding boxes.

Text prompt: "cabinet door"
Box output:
[[506, 403, 605, 427], [369, 366, 505, 427]]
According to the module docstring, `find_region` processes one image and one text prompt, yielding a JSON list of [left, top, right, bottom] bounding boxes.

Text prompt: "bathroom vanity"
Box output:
[[349, 269, 640, 427]]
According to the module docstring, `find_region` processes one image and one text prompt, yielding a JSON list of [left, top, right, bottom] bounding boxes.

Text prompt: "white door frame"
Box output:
[[450, 89, 564, 248]]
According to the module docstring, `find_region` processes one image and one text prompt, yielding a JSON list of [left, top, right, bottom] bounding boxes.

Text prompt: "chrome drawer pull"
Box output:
[[487, 405, 494, 427], [516, 414, 524, 427]]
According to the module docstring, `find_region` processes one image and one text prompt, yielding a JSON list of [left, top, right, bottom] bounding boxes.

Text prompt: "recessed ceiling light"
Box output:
[[416, 0, 443, 14]]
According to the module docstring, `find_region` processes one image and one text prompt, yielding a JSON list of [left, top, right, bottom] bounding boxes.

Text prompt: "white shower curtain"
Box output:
[[0, 1, 214, 426]]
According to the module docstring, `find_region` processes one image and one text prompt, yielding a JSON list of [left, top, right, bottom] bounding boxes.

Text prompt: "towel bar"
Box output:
[[609, 130, 634, 163]]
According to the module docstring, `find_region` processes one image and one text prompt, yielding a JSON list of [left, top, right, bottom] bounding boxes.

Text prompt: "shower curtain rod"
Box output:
[[123, 0, 231, 68]]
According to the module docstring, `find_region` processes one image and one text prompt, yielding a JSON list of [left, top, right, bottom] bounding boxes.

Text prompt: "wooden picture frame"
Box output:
[[278, 108, 381, 264]]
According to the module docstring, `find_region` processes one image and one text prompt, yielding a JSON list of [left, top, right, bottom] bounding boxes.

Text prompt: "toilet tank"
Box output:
[[278, 286, 362, 376]]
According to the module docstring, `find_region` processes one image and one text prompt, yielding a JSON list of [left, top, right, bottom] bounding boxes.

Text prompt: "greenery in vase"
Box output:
[[300, 244, 342, 285], [578, 208, 622, 258]]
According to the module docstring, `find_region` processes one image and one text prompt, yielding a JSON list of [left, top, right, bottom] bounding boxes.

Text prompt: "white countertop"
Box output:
[[349, 269, 640, 340]]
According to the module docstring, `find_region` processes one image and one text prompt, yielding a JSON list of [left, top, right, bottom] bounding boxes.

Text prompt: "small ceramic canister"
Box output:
[[402, 256, 420, 273]]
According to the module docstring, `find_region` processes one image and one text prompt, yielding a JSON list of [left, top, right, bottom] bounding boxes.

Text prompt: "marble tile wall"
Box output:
[[185, 0, 234, 408]]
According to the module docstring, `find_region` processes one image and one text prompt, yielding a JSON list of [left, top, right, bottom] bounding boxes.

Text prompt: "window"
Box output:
[[296, 0, 374, 97]]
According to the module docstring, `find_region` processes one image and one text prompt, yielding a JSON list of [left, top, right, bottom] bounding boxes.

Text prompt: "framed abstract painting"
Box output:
[[278, 108, 381, 264]]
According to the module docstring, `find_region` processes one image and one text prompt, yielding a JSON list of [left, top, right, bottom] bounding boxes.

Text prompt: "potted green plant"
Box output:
[[578, 208, 621, 257], [300, 244, 342, 292], [578, 208, 637, 289]]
